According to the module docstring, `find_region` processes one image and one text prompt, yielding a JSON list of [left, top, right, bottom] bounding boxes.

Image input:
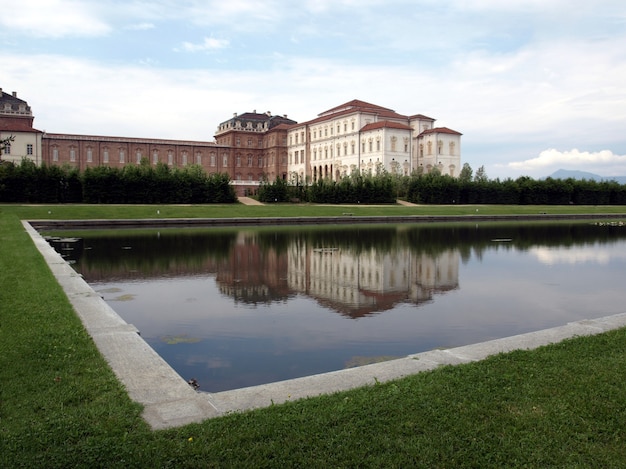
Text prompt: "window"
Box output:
[[362, 141, 365, 153], [53, 148, 59, 162], [196, 152, 201, 165], [27, 144, 33, 155], [247, 138, 252, 147], [87, 148, 93, 162], [369, 140, 373, 152], [70, 148, 76, 162], [136, 150, 142, 164], [182, 152, 188, 166], [258, 156, 263, 167], [103, 149, 109, 163], [236, 154, 241, 167], [337, 125, 340, 134], [223, 154, 228, 166], [248, 155, 252, 167], [119, 149, 125, 164], [449, 141, 455, 155], [153, 150, 159, 164], [236, 137, 240, 146], [210, 153, 216, 167], [168, 151, 173, 166], [376, 140, 380, 151], [391, 137, 397, 152], [3, 142, 10, 155], [351, 142, 355, 155]]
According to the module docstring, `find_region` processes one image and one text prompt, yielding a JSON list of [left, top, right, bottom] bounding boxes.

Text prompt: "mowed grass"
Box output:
[[6, 201, 626, 220], [2, 203, 626, 467]]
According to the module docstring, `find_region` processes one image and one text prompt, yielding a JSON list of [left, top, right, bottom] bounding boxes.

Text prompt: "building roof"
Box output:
[[318, 99, 396, 117], [300, 99, 411, 127], [418, 127, 463, 137], [0, 89, 32, 115], [0, 116, 40, 133], [360, 120, 413, 132], [409, 113, 435, 121]]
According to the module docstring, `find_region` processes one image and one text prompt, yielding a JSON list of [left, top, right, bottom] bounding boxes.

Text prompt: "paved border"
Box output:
[[27, 212, 626, 231], [24, 220, 626, 430]]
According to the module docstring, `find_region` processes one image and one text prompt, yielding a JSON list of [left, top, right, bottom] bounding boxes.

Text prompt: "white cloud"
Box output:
[[125, 22, 155, 31], [508, 149, 626, 174], [178, 37, 230, 52], [0, 0, 110, 38], [530, 247, 626, 266]]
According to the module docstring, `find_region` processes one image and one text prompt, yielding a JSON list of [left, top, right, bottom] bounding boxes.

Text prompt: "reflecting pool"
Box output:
[[48, 221, 626, 392]]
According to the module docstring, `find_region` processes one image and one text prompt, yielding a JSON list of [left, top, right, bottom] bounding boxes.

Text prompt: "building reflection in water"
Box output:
[[66, 226, 461, 317]]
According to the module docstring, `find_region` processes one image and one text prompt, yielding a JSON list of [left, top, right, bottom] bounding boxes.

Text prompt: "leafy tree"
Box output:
[[459, 163, 473, 183], [0, 135, 15, 159], [474, 165, 488, 183]]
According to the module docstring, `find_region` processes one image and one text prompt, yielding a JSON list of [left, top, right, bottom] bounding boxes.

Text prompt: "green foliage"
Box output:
[[406, 171, 626, 205], [258, 176, 290, 203], [0, 162, 236, 204]]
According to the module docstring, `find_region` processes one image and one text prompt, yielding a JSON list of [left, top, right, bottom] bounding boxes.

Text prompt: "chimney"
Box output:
[[233, 112, 237, 117], [12, 91, 17, 97], [253, 109, 256, 114], [0, 88, 3, 95]]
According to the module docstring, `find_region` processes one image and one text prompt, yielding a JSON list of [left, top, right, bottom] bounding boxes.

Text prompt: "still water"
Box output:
[[50, 221, 626, 392]]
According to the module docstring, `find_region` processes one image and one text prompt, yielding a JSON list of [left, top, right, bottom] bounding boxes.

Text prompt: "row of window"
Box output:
[[289, 120, 362, 145], [419, 141, 456, 157], [2, 143, 33, 155]]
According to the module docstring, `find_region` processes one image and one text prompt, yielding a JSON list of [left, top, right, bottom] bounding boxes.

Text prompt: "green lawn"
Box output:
[[2, 203, 626, 468]]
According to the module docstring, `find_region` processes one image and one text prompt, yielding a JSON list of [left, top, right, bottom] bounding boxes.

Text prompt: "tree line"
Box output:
[[0, 159, 236, 204], [1, 154, 625, 205], [259, 163, 626, 205]]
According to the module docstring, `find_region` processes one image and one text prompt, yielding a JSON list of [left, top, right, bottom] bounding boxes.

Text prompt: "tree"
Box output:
[[474, 165, 488, 183], [0, 135, 15, 160], [459, 163, 473, 183]]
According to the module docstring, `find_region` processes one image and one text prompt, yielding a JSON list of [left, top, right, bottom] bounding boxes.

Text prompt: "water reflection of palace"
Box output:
[[216, 231, 290, 304], [207, 232, 460, 317], [70, 229, 460, 317], [287, 242, 459, 318]]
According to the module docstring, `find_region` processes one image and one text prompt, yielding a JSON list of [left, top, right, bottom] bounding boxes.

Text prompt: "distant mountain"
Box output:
[[548, 169, 626, 184]]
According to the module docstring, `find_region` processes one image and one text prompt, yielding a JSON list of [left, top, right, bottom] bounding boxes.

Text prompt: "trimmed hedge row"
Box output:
[[407, 174, 626, 205], [258, 172, 626, 205], [0, 160, 237, 204]]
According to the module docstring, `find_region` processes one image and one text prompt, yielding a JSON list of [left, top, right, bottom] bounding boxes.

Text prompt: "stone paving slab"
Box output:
[[24, 220, 626, 430]]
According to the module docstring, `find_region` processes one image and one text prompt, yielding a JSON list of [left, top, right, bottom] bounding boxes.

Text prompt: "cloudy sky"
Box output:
[[1, 0, 625, 179]]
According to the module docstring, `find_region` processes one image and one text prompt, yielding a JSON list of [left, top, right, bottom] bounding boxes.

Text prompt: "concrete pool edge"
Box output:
[[24, 220, 626, 430]]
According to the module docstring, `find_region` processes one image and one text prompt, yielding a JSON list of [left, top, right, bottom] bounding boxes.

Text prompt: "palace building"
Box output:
[[1, 89, 462, 196]]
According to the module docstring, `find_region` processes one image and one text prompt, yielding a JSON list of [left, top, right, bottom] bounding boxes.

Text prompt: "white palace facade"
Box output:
[[1, 89, 462, 195]]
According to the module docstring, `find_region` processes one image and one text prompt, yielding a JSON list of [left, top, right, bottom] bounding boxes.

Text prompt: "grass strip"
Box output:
[[2, 204, 626, 467]]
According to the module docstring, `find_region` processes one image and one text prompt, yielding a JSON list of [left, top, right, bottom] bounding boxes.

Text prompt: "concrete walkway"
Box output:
[[238, 196, 264, 205], [24, 221, 626, 430]]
